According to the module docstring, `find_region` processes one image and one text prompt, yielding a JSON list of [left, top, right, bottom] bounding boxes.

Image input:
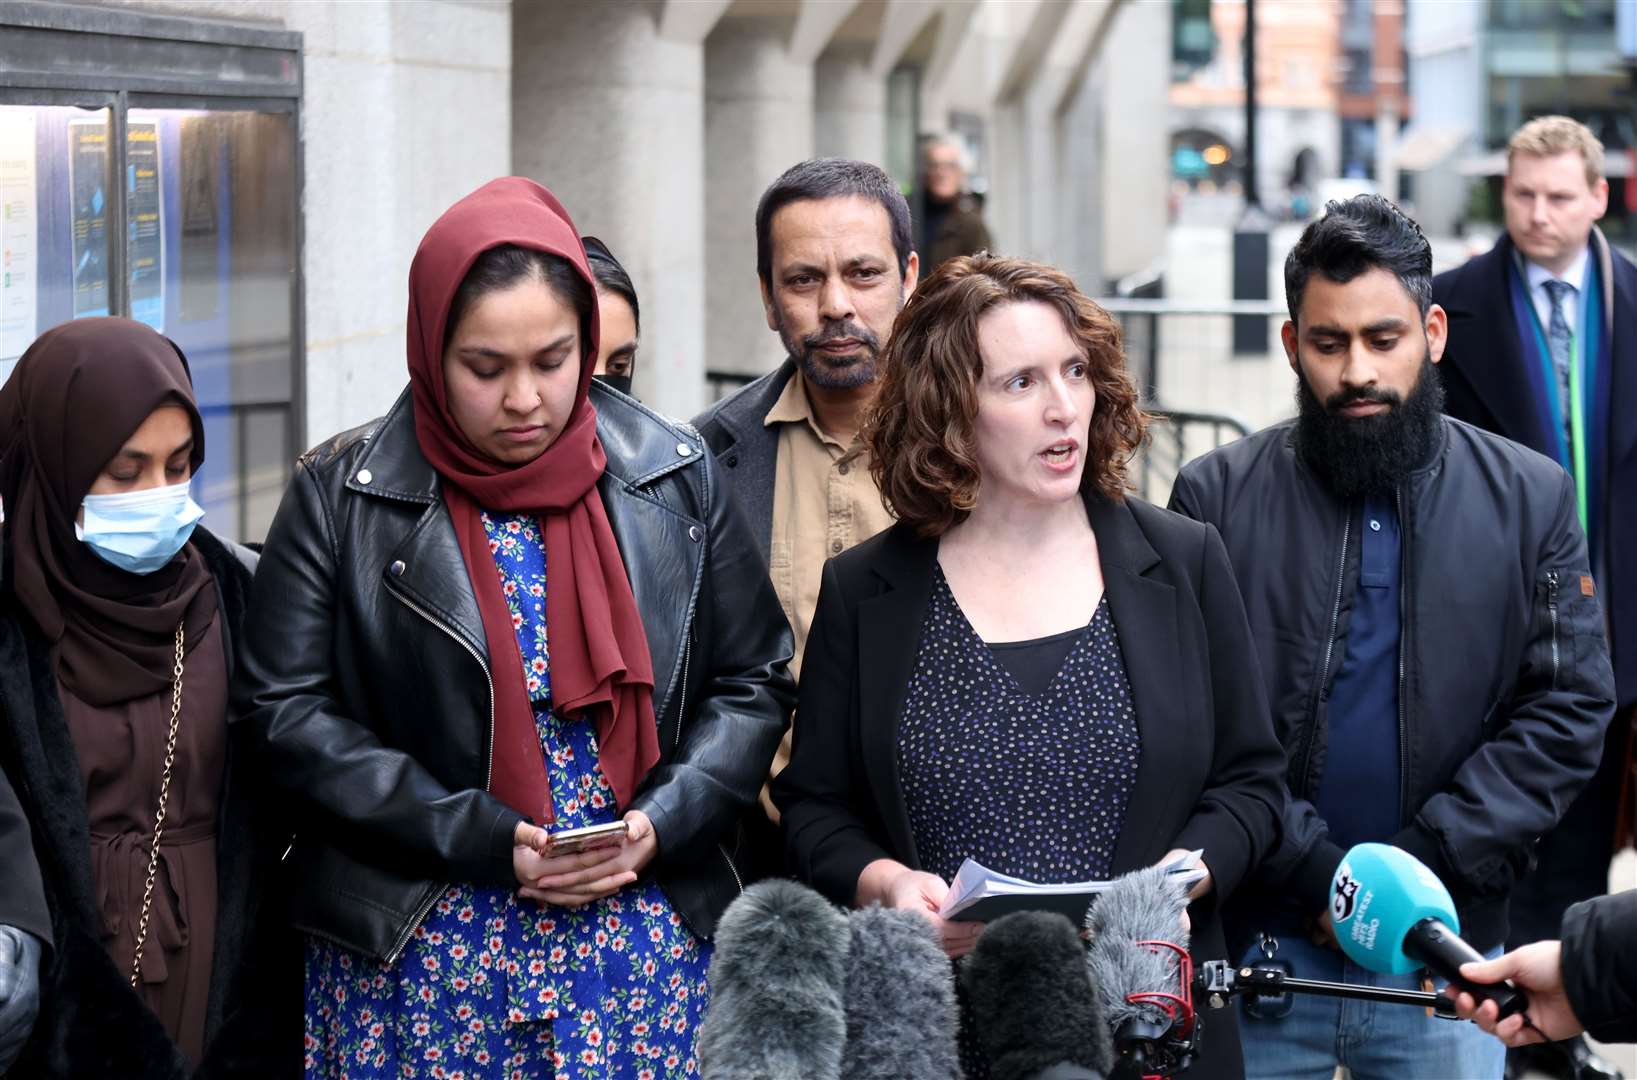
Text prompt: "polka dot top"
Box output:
[[896, 568, 1142, 886]]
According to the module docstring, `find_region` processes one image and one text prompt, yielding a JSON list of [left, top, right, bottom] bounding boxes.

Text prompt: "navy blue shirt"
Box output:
[[1314, 496, 1403, 850]]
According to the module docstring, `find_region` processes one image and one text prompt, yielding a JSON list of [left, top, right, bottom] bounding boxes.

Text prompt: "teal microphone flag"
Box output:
[[1329, 842, 1460, 975]]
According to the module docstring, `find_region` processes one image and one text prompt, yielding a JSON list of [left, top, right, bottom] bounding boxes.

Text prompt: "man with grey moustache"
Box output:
[[694, 158, 920, 831]]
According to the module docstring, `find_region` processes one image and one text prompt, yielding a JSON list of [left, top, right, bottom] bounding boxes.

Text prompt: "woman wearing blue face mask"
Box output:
[[0, 317, 297, 1076]]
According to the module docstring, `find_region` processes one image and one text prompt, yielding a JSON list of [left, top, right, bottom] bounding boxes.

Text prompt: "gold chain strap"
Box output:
[[130, 622, 185, 989]]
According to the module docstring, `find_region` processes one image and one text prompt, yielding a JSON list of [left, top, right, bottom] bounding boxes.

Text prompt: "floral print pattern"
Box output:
[[303, 511, 711, 1079]]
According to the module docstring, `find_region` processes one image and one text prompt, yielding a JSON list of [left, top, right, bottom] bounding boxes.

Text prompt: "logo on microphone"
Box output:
[[1332, 864, 1360, 922]]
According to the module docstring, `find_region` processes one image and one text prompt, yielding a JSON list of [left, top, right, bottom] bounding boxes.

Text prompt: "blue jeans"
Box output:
[[1237, 929, 1506, 1080]]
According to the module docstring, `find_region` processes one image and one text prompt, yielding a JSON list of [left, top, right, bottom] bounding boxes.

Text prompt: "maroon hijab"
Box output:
[[0, 318, 215, 706], [406, 177, 658, 824]]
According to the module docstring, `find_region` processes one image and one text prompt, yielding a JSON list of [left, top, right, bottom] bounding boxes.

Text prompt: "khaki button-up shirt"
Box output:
[[761, 368, 895, 816]]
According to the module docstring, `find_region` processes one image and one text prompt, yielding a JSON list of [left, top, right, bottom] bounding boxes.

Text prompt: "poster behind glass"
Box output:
[[0, 105, 295, 543]]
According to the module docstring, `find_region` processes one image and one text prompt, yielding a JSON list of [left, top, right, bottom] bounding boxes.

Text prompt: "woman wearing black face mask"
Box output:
[[0, 318, 296, 1077], [583, 236, 640, 397]]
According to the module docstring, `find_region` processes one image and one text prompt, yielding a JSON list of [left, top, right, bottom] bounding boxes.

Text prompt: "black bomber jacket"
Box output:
[[1171, 416, 1616, 952], [233, 383, 795, 962]]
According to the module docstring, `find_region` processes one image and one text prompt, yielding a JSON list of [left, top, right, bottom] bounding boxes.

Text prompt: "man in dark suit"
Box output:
[[1432, 115, 1635, 1080], [692, 159, 918, 830]]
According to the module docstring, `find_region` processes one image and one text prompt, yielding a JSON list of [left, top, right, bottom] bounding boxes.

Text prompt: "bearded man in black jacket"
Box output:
[[1170, 194, 1616, 1080]]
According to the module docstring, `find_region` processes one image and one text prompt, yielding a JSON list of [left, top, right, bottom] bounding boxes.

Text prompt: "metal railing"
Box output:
[[1137, 408, 1251, 506], [1098, 296, 1282, 504], [1096, 296, 1289, 405]]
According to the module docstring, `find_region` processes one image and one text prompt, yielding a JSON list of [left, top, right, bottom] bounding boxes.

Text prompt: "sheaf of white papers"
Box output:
[[937, 848, 1207, 920]]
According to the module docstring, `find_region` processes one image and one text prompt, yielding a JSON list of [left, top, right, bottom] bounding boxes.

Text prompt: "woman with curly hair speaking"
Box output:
[[772, 254, 1287, 1079]]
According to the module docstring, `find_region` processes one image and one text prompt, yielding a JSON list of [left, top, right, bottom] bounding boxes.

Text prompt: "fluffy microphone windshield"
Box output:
[[962, 911, 1113, 1080], [698, 879, 852, 1080], [842, 905, 963, 1080], [1085, 865, 1190, 1038]]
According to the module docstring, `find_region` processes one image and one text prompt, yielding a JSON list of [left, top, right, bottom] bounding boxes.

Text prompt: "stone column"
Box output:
[[1375, 103, 1401, 205], [512, 1, 710, 418], [814, 44, 886, 165], [1095, 0, 1171, 283], [987, 92, 1057, 263], [704, 16, 816, 380]]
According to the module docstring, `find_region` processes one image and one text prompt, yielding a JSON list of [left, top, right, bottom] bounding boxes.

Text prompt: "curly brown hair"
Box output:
[[864, 253, 1147, 537]]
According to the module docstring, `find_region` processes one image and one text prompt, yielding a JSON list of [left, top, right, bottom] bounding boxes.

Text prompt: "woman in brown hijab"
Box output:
[[0, 317, 296, 1077]]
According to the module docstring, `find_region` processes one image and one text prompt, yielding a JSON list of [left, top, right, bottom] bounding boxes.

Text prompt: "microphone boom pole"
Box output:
[[1195, 961, 1456, 1014]]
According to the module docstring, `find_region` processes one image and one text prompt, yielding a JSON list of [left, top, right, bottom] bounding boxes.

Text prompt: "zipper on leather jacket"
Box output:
[[1547, 570, 1561, 688], [386, 885, 444, 966], [1299, 511, 1352, 793], [383, 581, 497, 964], [672, 626, 692, 751], [718, 842, 744, 894]]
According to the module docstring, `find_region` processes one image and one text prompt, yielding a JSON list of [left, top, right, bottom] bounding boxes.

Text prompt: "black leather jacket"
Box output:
[[233, 384, 795, 962], [1171, 416, 1616, 952]]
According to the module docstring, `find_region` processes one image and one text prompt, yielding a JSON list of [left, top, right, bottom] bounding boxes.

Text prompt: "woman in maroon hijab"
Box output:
[[235, 178, 793, 1077], [0, 318, 293, 1076]]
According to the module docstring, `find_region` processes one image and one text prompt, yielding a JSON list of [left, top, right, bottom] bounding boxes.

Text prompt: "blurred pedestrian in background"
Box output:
[[919, 135, 993, 272]]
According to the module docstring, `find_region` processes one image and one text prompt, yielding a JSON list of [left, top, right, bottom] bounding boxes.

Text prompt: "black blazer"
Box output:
[[771, 493, 1286, 1080]]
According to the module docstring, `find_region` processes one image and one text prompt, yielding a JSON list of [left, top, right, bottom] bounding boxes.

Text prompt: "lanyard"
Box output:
[[1569, 328, 1587, 529], [1517, 270, 1590, 530]]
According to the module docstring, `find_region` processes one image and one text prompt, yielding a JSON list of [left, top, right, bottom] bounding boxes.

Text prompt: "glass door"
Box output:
[[0, 3, 302, 543]]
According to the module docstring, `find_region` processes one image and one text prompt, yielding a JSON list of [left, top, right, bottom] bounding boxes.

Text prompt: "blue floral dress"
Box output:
[[303, 511, 712, 1080]]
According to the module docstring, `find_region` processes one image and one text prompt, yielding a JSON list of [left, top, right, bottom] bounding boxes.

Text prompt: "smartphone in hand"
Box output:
[[543, 820, 630, 855]]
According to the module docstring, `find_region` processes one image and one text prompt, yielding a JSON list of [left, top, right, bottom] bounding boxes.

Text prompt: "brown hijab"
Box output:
[[406, 177, 659, 824], [0, 318, 215, 707]]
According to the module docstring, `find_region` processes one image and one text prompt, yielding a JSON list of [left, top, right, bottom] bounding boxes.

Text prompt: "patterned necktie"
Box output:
[[1542, 278, 1575, 453]]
